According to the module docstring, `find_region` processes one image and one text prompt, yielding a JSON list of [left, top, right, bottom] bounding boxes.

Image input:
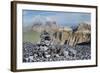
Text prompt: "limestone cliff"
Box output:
[[54, 23, 91, 46]]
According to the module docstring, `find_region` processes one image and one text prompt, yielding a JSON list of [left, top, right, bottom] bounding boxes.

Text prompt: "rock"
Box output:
[[67, 23, 91, 46], [32, 19, 58, 32], [53, 23, 91, 46], [77, 23, 91, 31]]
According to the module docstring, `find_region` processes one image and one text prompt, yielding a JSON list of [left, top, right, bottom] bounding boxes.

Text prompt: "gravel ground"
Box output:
[[23, 42, 91, 62]]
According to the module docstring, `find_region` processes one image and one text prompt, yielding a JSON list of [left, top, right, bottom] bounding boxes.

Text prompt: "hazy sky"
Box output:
[[22, 10, 91, 27]]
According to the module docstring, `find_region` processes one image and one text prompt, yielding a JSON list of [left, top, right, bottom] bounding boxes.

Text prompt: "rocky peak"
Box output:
[[77, 23, 91, 31]]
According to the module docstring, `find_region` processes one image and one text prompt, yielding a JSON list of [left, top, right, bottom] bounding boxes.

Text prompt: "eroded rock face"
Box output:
[[68, 23, 91, 46], [67, 31, 91, 46], [54, 23, 91, 46]]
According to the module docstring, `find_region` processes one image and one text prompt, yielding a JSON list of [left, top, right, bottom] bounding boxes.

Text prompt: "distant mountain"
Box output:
[[32, 20, 58, 32], [77, 23, 91, 32]]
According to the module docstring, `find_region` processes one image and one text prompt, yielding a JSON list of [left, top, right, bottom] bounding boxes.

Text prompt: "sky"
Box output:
[[22, 10, 91, 27]]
